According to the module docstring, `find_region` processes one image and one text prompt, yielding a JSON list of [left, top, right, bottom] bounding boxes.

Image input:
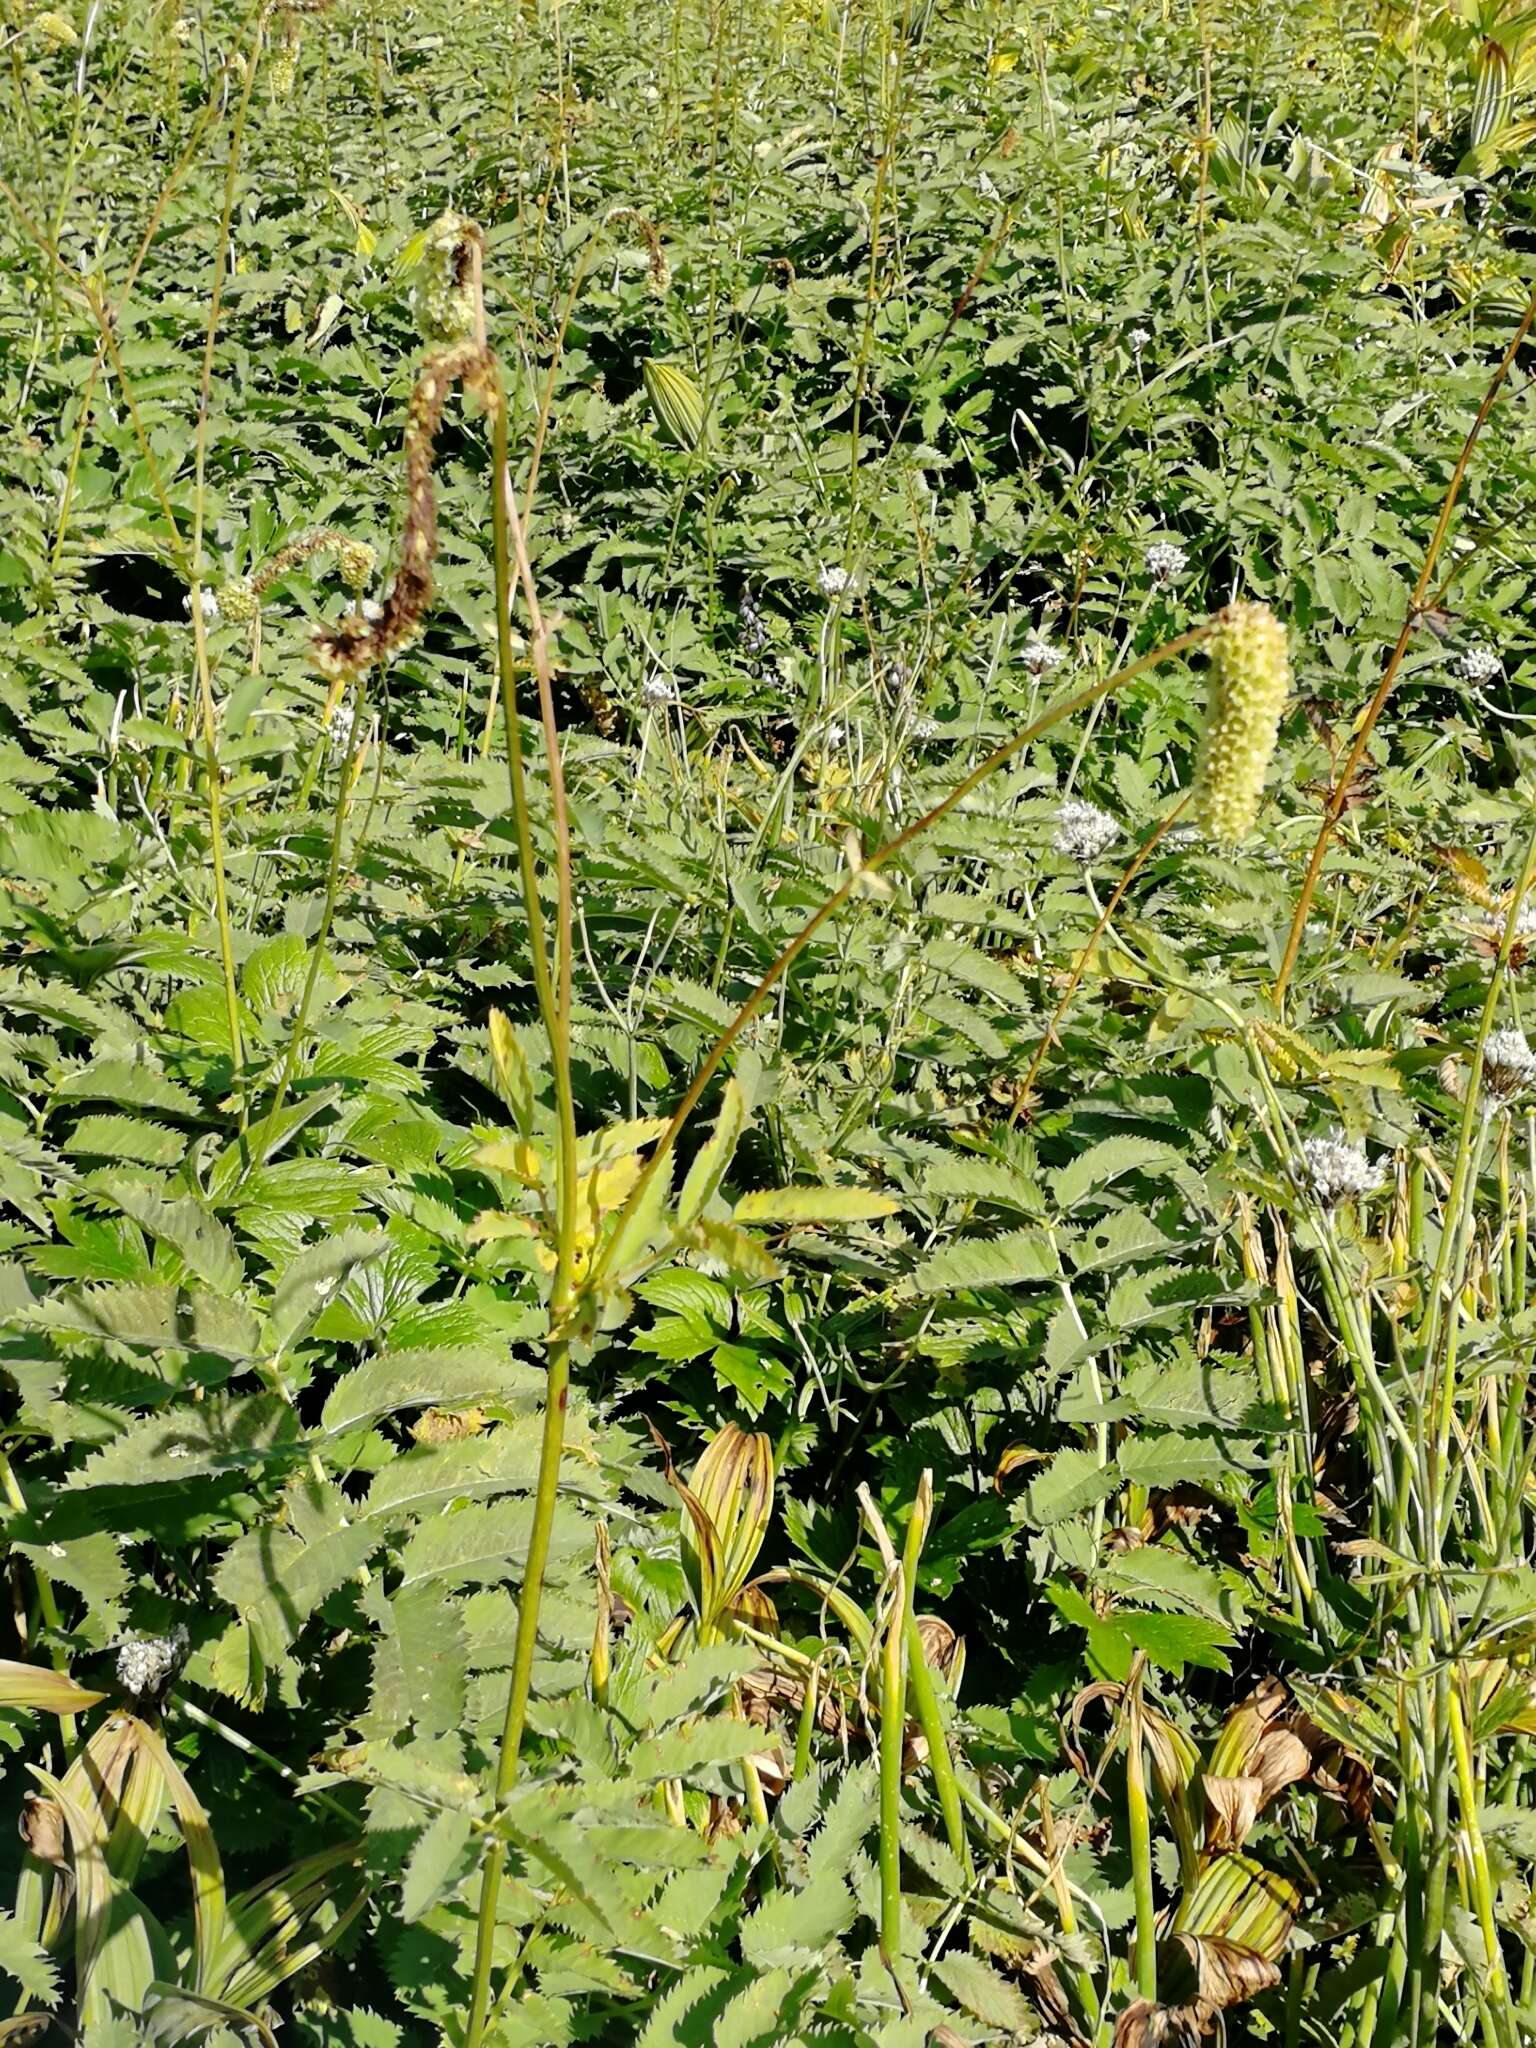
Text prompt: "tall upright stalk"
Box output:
[[186, 11, 269, 1119], [462, 317, 581, 2048]]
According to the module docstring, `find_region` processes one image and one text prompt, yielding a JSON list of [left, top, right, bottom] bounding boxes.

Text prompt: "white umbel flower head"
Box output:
[[641, 671, 677, 708], [116, 1626, 189, 1702], [1022, 633, 1065, 677], [1457, 645, 1502, 684], [1145, 540, 1188, 586], [818, 564, 853, 598], [1053, 798, 1119, 863], [1128, 326, 1151, 352], [1298, 1130, 1381, 1206], [1484, 1028, 1536, 1102]]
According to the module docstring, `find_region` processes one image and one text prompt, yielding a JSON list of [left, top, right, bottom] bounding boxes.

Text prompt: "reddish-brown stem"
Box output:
[[1272, 287, 1536, 1006]]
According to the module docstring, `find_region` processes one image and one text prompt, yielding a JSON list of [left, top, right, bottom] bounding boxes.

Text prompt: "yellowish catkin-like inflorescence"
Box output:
[[215, 576, 258, 623], [336, 536, 375, 593], [268, 13, 300, 94], [1192, 600, 1291, 846], [416, 213, 481, 345], [32, 10, 79, 44]]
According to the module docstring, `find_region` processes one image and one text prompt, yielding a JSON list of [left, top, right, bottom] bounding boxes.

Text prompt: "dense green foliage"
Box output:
[[6, 0, 1536, 2042]]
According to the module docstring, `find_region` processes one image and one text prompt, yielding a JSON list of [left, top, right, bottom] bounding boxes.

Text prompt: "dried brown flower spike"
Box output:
[[311, 338, 495, 683]]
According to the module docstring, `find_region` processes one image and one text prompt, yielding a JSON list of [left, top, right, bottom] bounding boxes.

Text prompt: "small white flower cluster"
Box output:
[[1484, 1027, 1536, 1103], [1456, 645, 1502, 684], [1298, 1130, 1381, 1206], [1127, 326, 1151, 352], [328, 702, 356, 752], [818, 564, 852, 598], [115, 1626, 189, 1701], [1053, 798, 1119, 863], [1022, 633, 1065, 678], [641, 671, 677, 708], [1145, 540, 1188, 586], [183, 586, 219, 621]]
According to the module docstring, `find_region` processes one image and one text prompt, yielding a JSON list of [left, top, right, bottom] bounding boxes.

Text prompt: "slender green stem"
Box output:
[[243, 674, 368, 1166], [1448, 1671, 1514, 2045], [877, 1555, 906, 1965], [464, 1336, 570, 2048], [463, 347, 581, 2048], [174, 1695, 356, 1830], [591, 625, 1211, 1293], [1125, 1663, 1157, 2003], [185, 8, 267, 1122]]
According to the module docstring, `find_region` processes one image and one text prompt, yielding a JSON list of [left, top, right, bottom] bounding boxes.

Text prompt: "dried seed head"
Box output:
[[311, 339, 495, 683], [250, 528, 372, 606], [604, 208, 671, 295], [411, 1406, 487, 1445], [415, 211, 482, 345], [1484, 1027, 1536, 1103], [1191, 600, 1291, 845], [215, 576, 258, 623], [20, 1793, 67, 1867]]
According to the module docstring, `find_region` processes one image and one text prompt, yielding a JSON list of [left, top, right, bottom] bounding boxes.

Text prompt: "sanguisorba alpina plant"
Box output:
[[1191, 601, 1291, 845]]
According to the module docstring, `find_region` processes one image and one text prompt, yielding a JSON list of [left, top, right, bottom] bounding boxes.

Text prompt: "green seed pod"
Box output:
[[1192, 600, 1291, 846], [336, 536, 375, 593], [642, 359, 706, 450], [215, 576, 258, 624]]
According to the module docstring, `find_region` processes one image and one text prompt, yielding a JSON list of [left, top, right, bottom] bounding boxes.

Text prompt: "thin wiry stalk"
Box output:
[[590, 624, 1212, 1295], [1273, 283, 1536, 1004], [1018, 789, 1194, 1106], [246, 675, 370, 1157], [185, 5, 271, 1124], [463, 310, 580, 2048]]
